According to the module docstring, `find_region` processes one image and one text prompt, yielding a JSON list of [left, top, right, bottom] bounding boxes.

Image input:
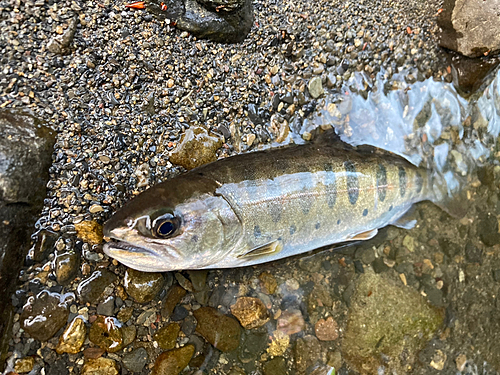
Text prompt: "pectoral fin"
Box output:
[[237, 241, 283, 259], [347, 229, 378, 241]]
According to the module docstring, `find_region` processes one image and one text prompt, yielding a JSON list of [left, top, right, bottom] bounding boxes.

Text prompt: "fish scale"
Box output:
[[216, 151, 429, 264], [103, 141, 435, 271]]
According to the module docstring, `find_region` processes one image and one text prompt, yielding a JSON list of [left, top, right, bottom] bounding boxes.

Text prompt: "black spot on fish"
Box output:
[[363, 208, 368, 216], [324, 163, 337, 209], [376, 164, 387, 202], [266, 179, 282, 223], [191, 235, 199, 243], [315, 222, 321, 230], [398, 166, 407, 197], [290, 225, 296, 235], [254, 225, 261, 238], [389, 205, 393, 212], [344, 161, 359, 205], [337, 219, 341, 225], [415, 171, 424, 194]]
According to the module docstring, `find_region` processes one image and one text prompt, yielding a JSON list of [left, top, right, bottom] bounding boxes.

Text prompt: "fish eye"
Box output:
[[152, 213, 180, 239]]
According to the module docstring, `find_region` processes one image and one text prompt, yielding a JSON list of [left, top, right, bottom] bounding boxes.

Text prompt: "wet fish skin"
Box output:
[[103, 142, 432, 272]]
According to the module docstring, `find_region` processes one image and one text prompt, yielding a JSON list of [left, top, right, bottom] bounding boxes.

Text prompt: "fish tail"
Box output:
[[428, 169, 469, 218]]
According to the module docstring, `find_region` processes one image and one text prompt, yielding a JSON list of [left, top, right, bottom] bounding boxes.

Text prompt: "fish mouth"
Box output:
[[103, 239, 151, 254], [103, 239, 167, 272], [103, 237, 159, 259]]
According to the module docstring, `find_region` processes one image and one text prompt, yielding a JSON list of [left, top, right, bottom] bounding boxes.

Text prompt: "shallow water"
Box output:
[[5, 34, 500, 375]]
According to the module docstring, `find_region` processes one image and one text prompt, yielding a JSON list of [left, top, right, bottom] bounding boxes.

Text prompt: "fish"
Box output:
[[103, 136, 461, 272]]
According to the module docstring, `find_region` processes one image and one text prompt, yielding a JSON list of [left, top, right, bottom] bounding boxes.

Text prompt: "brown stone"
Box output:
[[75, 220, 103, 245], [314, 317, 339, 341], [56, 317, 86, 354], [230, 297, 270, 329], [152, 345, 195, 375], [194, 307, 241, 352], [81, 357, 119, 375], [259, 272, 278, 294]]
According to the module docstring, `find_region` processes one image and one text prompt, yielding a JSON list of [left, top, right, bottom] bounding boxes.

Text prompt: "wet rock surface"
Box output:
[[20, 291, 72, 342], [122, 347, 149, 372], [152, 345, 195, 375], [77, 269, 117, 304], [0, 109, 55, 364], [124, 268, 165, 303], [153, 323, 180, 350], [56, 317, 86, 354], [142, 0, 253, 43], [2, 0, 500, 372], [230, 297, 270, 329], [438, 0, 500, 57], [89, 315, 136, 353], [342, 271, 444, 373], [81, 357, 119, 375], [194, 306, 241, 352], [169, 126, 223, 169]]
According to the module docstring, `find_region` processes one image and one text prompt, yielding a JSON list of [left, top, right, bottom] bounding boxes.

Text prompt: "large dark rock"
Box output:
[[0, 109, 55, 368], [438, 0, 500, 57], [137, 0, 253, 43]]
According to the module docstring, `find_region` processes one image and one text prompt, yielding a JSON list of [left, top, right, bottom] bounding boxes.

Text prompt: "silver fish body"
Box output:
[[103, 142, 433, 272]]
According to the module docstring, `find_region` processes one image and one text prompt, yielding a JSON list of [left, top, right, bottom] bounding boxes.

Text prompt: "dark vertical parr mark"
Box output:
[[266, 179, 282, 223], [415, 171, 423, 194], [376, 164, 387, 202], [344, 161, 359, 205], [297, 166, 313, 215], [243, 165, 258, 197], [324, 163, 337, 209], [398, 166, 407, 197]]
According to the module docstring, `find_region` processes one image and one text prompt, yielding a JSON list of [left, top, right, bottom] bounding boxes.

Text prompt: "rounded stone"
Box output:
[[259, 272, 277, 294], [124, 268, 165, 304], [54, 251, 80, 284], [161, 285, 187, 319], [122, 347, 149, 373], [77, 269, 117, 305], [74, 220, 103, 245], [153, 323, 181, 350], [308, 77, 324, 99], [152, 345, 195, 375], [169, 126, 223, 170], [230, 297, 270, 329], [89, 315, 135, 353], [81, 357, 119, 375], [14, 357, 35, 373], [263, 357, 287, 375], [193, 306, 241, 352], [56, 317, 86, 354], [294, 335, 324, 374], [314, 316, 339, 341], [21, 290, 71, 341]]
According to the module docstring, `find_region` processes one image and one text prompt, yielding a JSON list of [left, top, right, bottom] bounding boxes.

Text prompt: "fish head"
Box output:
[[103, 174, 242, 272]]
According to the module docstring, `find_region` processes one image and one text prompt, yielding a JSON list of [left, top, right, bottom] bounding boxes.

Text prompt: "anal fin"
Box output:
[[347, 229, 378, 241], [391, 208, 417, 230], [237, 241, 283, 259]]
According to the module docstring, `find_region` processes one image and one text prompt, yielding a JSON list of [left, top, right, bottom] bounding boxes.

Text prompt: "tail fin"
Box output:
[[429, 169, 469, 218]]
